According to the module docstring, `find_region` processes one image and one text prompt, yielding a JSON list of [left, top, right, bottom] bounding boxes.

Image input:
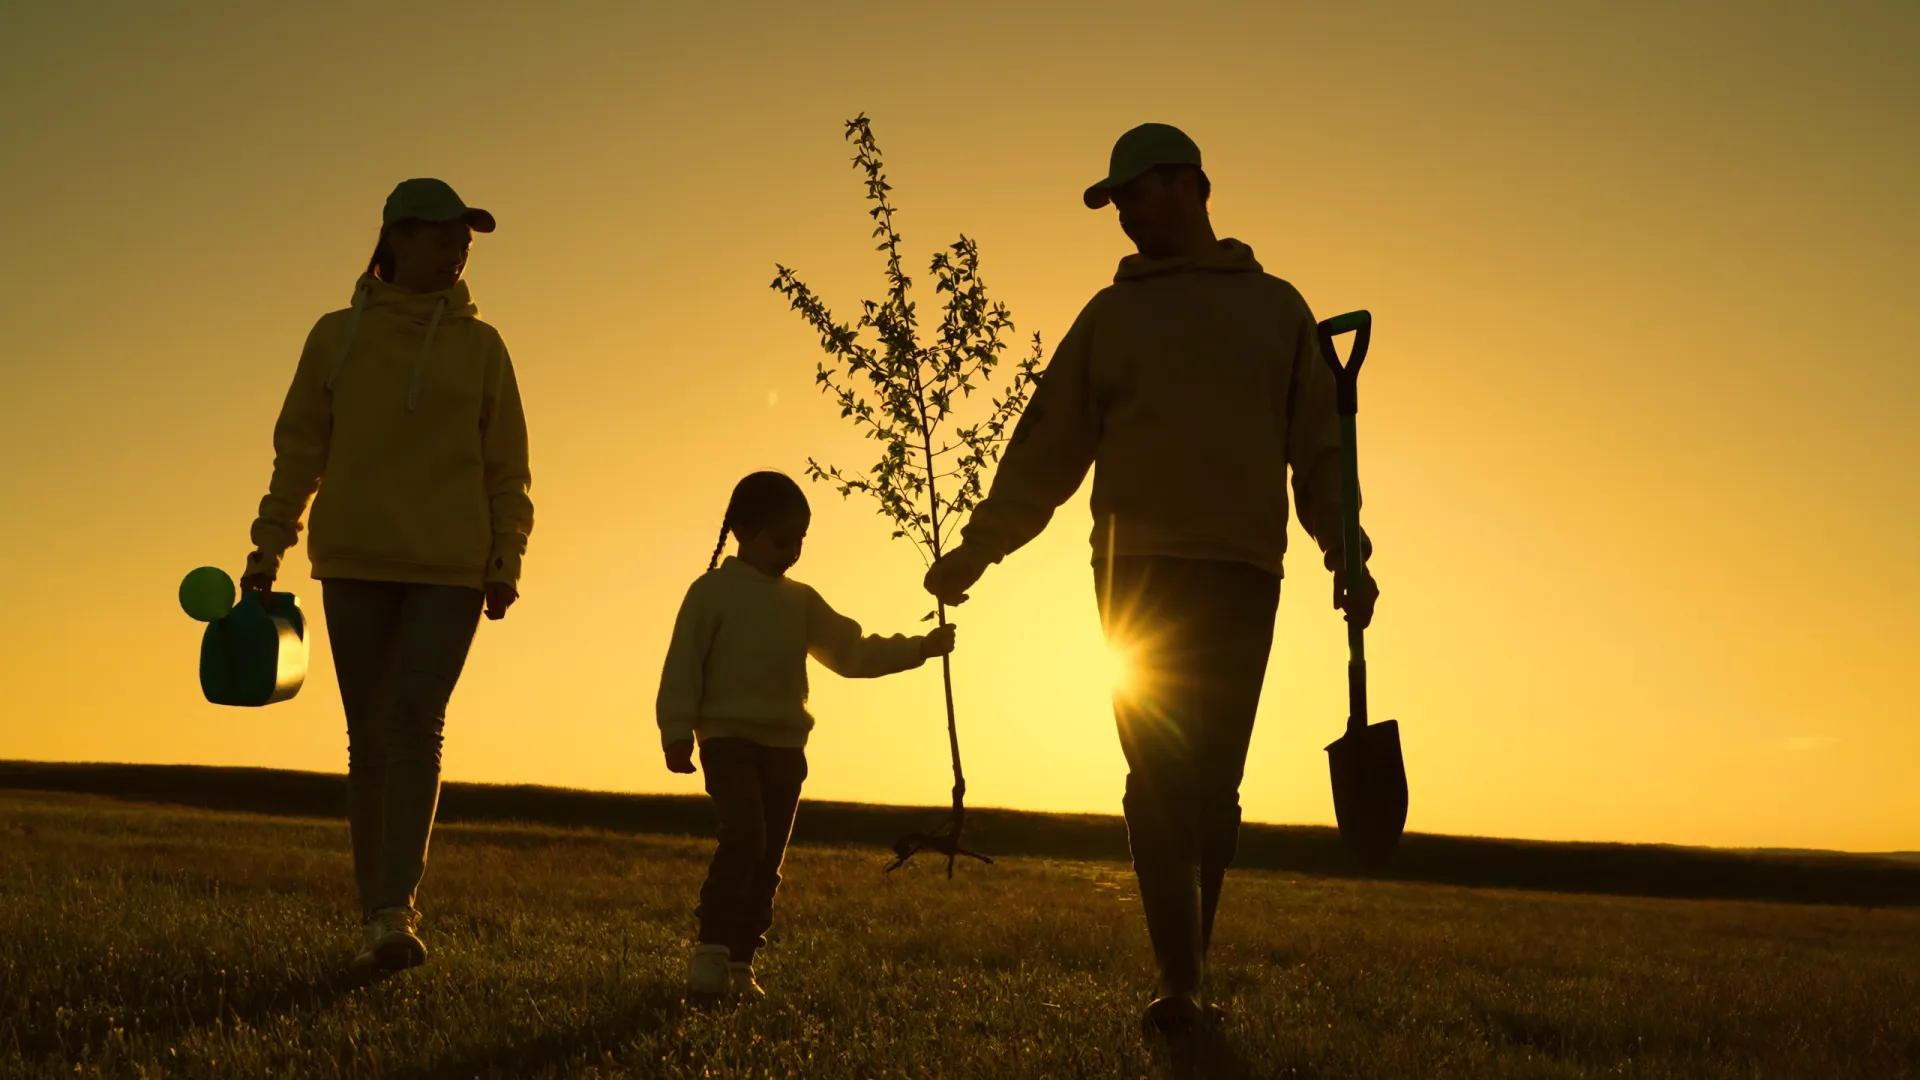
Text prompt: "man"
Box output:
[[924, 123, 1379, 1036]]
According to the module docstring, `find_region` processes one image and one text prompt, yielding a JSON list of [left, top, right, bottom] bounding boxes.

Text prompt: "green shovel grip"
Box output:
[[1322, 310, 1372, 340], [1315, 310, 1373, 673], [1317, 309, 1371, 416]]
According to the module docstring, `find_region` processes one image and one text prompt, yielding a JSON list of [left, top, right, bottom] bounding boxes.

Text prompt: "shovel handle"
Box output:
[[1317, 310, 1370, 416], [1316, 311, 1373, 729]]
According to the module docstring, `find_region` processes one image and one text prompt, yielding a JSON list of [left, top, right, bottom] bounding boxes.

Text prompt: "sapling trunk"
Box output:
[[772, 114, 1039, 877]]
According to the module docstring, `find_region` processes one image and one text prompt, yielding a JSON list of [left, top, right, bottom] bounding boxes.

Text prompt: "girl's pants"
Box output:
[[696, 737, 809, 963], [323, 579, 484, 918]]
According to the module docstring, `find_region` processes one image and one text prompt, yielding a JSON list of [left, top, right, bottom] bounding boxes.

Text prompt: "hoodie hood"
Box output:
[[352, 274, 480, 322], [1113, 237, 1262, 282], [326, 275, 481, 410]]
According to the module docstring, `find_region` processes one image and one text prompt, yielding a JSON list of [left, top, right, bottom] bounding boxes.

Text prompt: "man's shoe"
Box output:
[[1141, 993, 1205, 1038]]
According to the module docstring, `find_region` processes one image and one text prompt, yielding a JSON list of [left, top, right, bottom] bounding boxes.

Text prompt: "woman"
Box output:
[[239, 178, 534, 971]]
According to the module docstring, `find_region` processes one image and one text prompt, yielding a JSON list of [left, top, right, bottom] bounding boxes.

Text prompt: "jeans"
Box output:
[[695, 737, 809, 963], [322, 579, 483, 918], [1095, 556, 1280, 995]]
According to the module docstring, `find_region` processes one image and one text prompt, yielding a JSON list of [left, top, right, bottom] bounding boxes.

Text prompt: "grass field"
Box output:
[[4, 790, 1918, 1079]]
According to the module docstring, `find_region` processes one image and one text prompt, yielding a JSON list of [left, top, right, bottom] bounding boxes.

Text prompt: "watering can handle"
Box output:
[[1316, 310, 1370, 417]]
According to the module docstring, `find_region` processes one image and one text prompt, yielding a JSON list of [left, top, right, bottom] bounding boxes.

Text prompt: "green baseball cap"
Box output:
[[382, 178, 496, 233], [1083, 123, 1203, 209]]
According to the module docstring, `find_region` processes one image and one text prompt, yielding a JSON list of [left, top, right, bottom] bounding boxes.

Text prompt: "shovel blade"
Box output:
[[1327, 718, 1408, 866]]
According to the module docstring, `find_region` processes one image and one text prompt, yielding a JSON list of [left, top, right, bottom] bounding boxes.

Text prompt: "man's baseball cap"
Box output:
[[1083, 123, 1203, 209], [382, 178, 496, 232]]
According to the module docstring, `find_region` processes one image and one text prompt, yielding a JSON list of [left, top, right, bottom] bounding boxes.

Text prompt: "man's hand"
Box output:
[[924, 545, 992, 607], [921, 623, 957, 659], [484, 582, 517, 621], [1334, 571, 1380, 630], [664, 739, 697, 774]]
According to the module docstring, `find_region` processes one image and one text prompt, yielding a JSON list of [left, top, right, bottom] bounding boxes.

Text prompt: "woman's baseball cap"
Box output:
[[382, 178, 496, 232]]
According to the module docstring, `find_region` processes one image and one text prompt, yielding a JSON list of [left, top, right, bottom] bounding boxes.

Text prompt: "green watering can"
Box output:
[[179, 566, 308, 706]]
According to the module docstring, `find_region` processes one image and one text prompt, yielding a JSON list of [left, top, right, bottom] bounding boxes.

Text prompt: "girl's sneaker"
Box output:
[[729, 961, 765, 1000], [687, 944, 731, 996], [355, 906, 427, 971]]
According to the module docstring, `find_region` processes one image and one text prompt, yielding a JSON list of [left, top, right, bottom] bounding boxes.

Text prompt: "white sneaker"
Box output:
[[687, 944, 731, 996], [352, 918, 380, 970], [355, 906, 427, 970], [729, 960, 765, 1000]]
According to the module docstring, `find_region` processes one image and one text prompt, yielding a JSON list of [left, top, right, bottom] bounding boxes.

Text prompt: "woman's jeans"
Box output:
[[322, 579, 483, 918]]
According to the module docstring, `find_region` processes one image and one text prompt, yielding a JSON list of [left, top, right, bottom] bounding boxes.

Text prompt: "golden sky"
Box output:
[[2, 2, 1915, 852]]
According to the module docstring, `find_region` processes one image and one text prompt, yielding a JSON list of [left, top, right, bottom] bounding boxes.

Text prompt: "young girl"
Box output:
[[656, 471, 955, 998], [241, 178, 534, 971]]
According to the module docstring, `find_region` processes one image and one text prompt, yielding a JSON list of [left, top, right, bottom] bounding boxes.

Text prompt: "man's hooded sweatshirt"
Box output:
[[962, 239, 1358, 577], [247, 275, 534, 590]]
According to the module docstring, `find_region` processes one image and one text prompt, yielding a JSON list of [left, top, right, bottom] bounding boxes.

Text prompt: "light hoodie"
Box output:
[[247, 275, 534, 590], [656, 557, 931, 749], [962, 239, 1364, 577]]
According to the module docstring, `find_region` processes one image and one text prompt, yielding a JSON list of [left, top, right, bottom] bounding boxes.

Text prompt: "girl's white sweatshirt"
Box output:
[[655, 557, 930, 749]]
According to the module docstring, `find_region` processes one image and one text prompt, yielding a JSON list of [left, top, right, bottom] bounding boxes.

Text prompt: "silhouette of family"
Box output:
[[237, 123, 1380, 1038]]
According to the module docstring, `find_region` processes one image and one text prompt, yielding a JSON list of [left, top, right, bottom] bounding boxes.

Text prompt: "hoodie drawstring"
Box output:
[[407, 297, 447, 412], [324, 287, 370, 391]]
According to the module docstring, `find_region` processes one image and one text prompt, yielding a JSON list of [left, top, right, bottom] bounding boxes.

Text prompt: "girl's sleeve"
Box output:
[[804, 587, 928, 679], [481, 337, 534, 590], [656, 582, 715, 747], [245, 316, 335, 580]]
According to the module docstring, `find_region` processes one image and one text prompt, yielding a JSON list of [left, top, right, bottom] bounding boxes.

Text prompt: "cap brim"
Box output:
[[1082, 163, 1157, 210], [463, 208, 496, 233]]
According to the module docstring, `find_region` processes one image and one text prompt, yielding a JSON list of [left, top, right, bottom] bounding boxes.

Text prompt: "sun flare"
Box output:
[[1100, 644, 1134, 696]]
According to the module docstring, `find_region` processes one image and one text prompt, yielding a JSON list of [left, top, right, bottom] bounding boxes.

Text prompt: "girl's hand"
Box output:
[[239, 571, 275, 599], [665, 739, 697, 774], [922, 623, 957, 659]]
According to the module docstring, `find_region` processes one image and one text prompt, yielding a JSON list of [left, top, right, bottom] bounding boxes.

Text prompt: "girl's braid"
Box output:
[[707, 517, 730, 571]]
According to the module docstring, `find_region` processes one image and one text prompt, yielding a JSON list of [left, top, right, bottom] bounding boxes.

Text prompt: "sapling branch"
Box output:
[[773, 114, 1040, 877]]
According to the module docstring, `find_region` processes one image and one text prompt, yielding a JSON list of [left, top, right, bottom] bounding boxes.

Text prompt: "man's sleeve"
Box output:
[[959, 307, 1101, 562], [1285, 293, 1369, 573]]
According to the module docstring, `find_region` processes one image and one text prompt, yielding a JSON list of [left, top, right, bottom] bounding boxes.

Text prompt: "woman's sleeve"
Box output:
[[804, 587, 928, 679], [481, 339, 535, 589], [245, 317, 334, 580]]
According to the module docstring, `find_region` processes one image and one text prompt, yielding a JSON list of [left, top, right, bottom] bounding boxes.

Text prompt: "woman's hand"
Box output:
[[664, 739, 697, 774], [484, 582, 517, 621], [239, 571, 275, 603], [921, 623, 957, 659]]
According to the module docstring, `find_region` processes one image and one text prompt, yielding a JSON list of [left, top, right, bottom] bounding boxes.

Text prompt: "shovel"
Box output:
[[1317, 310, 1408, 866]]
